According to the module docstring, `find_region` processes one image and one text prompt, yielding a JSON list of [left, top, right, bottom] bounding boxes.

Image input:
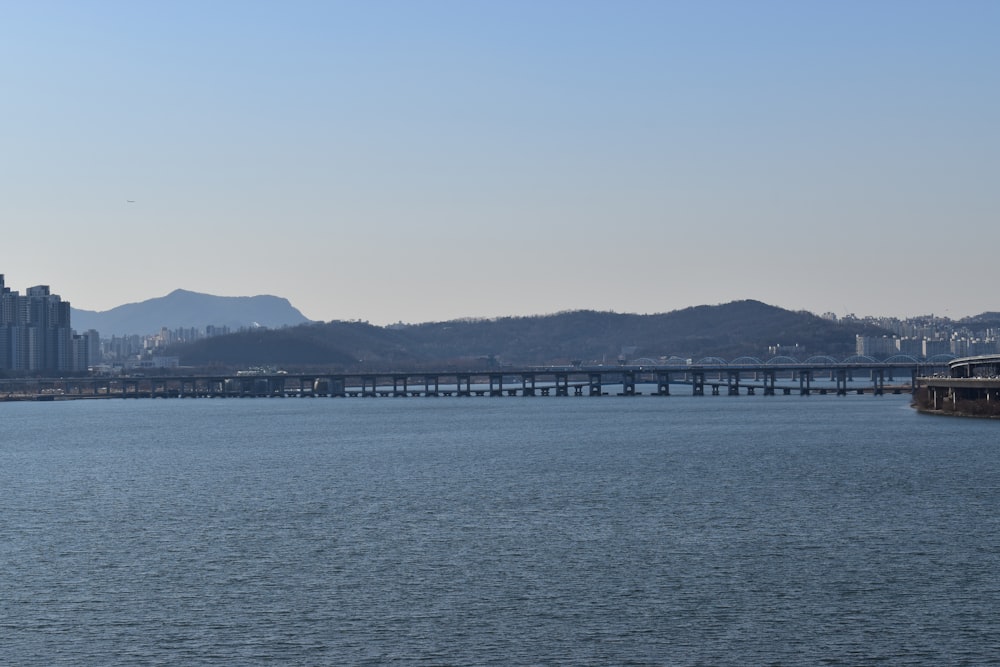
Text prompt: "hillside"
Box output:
[[72, 289, 312, 336], [165, 300, 892, 371]]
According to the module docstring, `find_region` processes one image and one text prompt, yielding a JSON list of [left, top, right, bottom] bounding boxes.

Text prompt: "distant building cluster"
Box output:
[[99, 325, 233, 370], [850, 313, 999, 359], [0, 274, 98, 372]]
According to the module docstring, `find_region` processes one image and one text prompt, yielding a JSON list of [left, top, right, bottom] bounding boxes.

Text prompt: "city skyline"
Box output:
[[3, 2, 998, 325], [2, 270, 997, 371]]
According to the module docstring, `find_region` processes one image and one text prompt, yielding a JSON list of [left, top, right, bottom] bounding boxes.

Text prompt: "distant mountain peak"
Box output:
[[71, 289, 313, 336]]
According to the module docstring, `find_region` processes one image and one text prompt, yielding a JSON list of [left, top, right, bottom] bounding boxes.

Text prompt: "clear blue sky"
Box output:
[[2, 1, 997, 324]]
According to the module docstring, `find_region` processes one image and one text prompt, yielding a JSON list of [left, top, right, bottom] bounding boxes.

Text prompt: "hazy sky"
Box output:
[[2, 1, 997, 324]]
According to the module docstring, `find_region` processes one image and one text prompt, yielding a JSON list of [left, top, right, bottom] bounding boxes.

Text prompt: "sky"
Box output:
[[2, 1, 997, 325]]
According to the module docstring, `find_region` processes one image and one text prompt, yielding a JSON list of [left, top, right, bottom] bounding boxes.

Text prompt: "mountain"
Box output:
[[71, 289, 313, 336], [165, 300, 893, 371]]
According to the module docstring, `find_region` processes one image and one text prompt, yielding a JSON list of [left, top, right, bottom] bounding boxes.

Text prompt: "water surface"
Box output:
[[2, 395, 998, 665]]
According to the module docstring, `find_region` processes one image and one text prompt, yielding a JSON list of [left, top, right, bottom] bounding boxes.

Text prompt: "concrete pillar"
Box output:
[[589, 373, 603, 396], [621, 370, 636, 396], [656, 372, 670, 396], [489, 374, 503, 397]]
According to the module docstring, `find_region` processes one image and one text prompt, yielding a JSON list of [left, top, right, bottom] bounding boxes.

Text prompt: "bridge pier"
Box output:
[[656, 371, 670, 396], [556, 373, 569, 397], [620, 370, 636, 396], [489, 373, 504, 397], [872, 369, 884, 396], [692, 371, 705, 396], [589, 373, 603, 396], [763, 370, 776, 396], [836, 369, 848, 396], [727, 370, 740, 396], [799, 370, 812, 396]]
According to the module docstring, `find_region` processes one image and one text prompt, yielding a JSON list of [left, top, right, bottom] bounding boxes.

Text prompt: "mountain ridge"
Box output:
[[71, 288, 313, 336], [164, 299, 896, 370]]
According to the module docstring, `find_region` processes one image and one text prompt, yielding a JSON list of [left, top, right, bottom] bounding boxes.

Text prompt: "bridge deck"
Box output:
[[0, 363, 933, 401]]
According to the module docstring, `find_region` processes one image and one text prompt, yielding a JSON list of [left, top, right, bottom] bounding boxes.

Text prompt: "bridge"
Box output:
[[915, 354, 1000, 416], [0, 355, 954, 401]]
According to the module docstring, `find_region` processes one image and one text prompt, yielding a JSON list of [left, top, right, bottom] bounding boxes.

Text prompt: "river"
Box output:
[[2, 394, 998, 665]]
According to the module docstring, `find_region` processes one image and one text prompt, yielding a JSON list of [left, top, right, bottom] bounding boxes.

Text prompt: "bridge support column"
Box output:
[[799, 370, 812, 396], [872, 369, 884, 396], [589, 373, 603, 396], [555, 373, 569, 397], [763, 370, 776, 396], [621, 371, 636, 396], [692, 371, 705, 396], [727, 371, 740, 396], [489, 374, 503, 397], [836, 369, 848, 396], [522, 374, 536, 397], [457, 374, 471, 397], [656, 372, 670, 396]]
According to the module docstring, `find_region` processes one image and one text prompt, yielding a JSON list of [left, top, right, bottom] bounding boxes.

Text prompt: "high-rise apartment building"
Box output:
[[0, 274, 78, 372]]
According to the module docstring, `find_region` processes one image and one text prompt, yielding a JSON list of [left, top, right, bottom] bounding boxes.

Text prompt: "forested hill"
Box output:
[[165, 300, 892, 371]]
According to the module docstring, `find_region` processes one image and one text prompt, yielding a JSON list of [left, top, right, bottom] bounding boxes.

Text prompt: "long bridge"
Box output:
[[0, 354, 956, 401]]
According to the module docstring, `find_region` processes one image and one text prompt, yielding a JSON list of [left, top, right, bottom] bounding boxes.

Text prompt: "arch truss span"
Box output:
[[730, 356, 764, 366], [804, 355, 838, 365], [660, 356, 689, 365], [884, 354, 920, 364], [695, 356, 728, 366], [766, 355, 800, 365], [843, 355, 878, 365]]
